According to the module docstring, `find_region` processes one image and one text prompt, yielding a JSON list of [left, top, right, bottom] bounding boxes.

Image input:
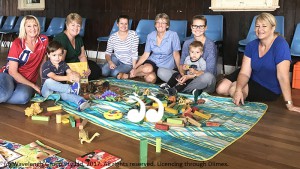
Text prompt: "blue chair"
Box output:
[[41, 17, 65, 37], [37, 16, 46, 33], [6, 16, 24, 51], [291, 23, 300, 57], [79, 17, 86, 37], [169, 20, 187, 44], [96, 19, 133, 60], [135, 19, 155, 44], [0, 16, 17, 50], [0, 16, 4, 28]]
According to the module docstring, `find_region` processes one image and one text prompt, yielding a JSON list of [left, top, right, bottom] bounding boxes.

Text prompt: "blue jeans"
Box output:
[[0, 73, 34, 104], [102, 54, 132, 77], [41, 79, 83, 105]]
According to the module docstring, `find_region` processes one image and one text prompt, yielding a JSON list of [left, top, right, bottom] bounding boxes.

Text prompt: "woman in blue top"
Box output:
[[216, 13, 300, 112], [121, 13, 182, 83]]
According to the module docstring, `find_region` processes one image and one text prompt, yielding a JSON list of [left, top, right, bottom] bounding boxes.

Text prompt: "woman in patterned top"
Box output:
[[101, 15, 139, 79]]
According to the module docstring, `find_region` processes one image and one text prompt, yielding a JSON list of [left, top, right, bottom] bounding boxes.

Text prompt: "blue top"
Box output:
[[181, 38, 217, 75], [41, 60, 70, 85], [245, 36, 291, 94], [145, 30, 181, 69]]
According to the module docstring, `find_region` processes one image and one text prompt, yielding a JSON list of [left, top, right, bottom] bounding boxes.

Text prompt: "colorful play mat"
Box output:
[[32, 78, 268, 161]]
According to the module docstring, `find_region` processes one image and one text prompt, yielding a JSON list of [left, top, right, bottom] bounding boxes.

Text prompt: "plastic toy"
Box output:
[[79, 129, 100, 144], [25, 103, 43, 117], [103, 110, 123, 120]]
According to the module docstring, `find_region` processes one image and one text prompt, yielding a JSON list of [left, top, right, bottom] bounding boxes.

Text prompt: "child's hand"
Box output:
[[177, 75, 189, 84], [83, 68, 91, 77], [182, 64, 189, 70]]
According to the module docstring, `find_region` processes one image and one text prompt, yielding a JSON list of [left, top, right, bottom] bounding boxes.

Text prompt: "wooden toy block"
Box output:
[[168, 96, 176, 103], [56, 114, 62, 123], [166, 118, 183, 124], [31, 103, 43, 114], [80, 78, 88, 83], [47, 105, 62, 111], [173, 104, 179, 110], [76, 119, 81, 127], [140, 139, 148, 167], [183, 107, 192, 114], [164, 107, 178, 115], [156, 137, 161, 153], [193, 111, 211, 120], [31, 115, 49, 121], [69, 116, 76, 127], [191, 106, 199, 112], [61, 118, 69, 124], [168, 102, 176, 108], [155, 123, 169, 131], [186, 116, 201, 127], [160, 122, 185, 127], [152, 102, 167, 108], [206, 121, 220, 127]]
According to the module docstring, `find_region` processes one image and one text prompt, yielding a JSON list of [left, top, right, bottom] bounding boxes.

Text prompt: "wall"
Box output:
[[1, 0, 300, 65]]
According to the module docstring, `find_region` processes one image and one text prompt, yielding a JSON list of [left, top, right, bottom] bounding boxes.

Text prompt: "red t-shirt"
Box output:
[[1, 35, 48, 83]]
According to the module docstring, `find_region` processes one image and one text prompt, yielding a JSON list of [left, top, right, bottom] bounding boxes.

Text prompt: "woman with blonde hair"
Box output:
[[0, 15, 48, 104], [54, 13, 101, 80], [216, 12, 300, 113]]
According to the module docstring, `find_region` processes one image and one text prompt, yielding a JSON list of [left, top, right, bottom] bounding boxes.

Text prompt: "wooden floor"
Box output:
[[0, 48, 300, 169]]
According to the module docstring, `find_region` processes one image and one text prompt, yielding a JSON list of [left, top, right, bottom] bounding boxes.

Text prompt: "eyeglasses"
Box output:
[[191, 25, 206, 29], [155, 22, 167, 25]]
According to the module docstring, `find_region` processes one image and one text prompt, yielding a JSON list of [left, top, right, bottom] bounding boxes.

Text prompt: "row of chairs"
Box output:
[[0, 16, 87, 51], [96, 15, 224, 72]]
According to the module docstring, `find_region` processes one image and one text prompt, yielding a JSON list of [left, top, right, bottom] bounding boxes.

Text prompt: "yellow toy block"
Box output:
[[187, 116, 201, 127], [62, 118, 69, 124], [193, 111, 211, 120], [164, 107, 178, 115], [166, 118, 183, 124], [30, 103, 43, 114], [152, 102, 167, 108], [47, 105, 62, 111]]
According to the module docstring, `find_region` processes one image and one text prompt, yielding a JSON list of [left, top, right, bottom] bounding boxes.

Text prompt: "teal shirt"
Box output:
[[54, 32, 84, 63]]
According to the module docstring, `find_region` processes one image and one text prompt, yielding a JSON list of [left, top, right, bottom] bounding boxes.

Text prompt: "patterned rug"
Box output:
[[32, 78, 268, 161]]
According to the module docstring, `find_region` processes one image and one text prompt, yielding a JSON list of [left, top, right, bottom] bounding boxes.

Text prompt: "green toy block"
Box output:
[[31, 115, 49, 121], [69, 116, 76, 127], [156, 137, 161, 153], [166, 118, 183, 124], [140, 139, 148, 167]]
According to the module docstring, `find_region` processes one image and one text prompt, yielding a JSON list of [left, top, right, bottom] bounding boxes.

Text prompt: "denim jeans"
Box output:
[[102, 54, 133, 77], [0, 73, 34, 104], [41, 78, 83, 105]]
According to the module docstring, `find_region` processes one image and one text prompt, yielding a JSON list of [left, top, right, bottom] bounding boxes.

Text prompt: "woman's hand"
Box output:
[[32, 84, 41, 94], [286, 104, 300, 113], [130, 68, 136, 78], [109, 62, 116, 69], [177, 75, 190, 85], [232, 90, 244, 106]]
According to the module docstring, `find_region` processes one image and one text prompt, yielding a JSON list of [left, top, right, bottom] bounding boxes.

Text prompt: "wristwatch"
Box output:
[[285, 101, 293, 105]]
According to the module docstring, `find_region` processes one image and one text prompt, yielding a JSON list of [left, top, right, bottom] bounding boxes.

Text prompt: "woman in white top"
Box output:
[[101, 15, 139, 79]]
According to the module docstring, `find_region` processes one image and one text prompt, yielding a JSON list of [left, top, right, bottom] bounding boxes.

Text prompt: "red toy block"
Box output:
[[76, 119, 81, 127], [206, 121, 220, 127], [155, 123, 169, 131]]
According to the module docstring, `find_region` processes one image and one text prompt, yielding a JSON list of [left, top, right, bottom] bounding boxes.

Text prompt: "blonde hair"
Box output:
[[66, 13, 82, 26], [155, 13, 170, 27], [18, 15, 40, 39], [256, 13, 278, 34]]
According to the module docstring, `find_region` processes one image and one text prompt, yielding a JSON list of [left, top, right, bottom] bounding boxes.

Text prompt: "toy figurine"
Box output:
[[79, 129, 100, 144]]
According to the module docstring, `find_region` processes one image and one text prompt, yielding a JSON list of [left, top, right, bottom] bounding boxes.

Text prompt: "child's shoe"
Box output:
[[70, 82, 80, 95], [159, 83, 170, 90], [167, 87, 177, 96], [77, 99, 90, 111]]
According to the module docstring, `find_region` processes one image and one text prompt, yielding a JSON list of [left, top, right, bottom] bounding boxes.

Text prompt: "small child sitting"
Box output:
[[160, 41, 206, 95], [41, 41, 90, 111]]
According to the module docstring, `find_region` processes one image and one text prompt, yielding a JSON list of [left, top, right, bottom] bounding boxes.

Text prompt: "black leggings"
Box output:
[[225, 69, 280, 102], [88, 60, 102, 80]]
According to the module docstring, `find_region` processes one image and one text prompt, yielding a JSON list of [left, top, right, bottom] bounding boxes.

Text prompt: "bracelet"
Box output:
[[285, 101, 293, 105]]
